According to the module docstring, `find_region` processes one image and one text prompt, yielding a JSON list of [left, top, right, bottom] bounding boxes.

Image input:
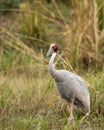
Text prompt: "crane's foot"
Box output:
[[68, 116, 74, 124]]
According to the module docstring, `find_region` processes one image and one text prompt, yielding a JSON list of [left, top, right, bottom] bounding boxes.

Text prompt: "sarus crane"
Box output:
[[46, 43, 90, 123]]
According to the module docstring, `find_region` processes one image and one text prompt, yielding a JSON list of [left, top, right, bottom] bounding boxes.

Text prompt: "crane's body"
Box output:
[[55, 69, 90, 113], [47, 43, 90, 123]]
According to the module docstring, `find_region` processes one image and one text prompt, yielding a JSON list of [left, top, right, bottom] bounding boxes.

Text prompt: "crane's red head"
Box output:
[[52, 44, 59, 53], [46, 43, 59, 57]]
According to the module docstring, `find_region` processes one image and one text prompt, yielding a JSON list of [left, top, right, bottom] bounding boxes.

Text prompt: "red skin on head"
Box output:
[[52, 44, 59, 53]]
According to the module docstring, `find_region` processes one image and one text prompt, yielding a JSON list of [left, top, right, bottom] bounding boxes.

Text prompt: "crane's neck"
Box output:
[[49, 52, 57, 77]]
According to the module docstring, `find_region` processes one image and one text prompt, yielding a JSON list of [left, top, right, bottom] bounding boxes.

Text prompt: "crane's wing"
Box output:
[[67, 73, 90, 111]]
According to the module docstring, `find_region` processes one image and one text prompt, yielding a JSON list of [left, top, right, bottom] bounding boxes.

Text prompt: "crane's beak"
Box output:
[[46, 48, 52, 57]]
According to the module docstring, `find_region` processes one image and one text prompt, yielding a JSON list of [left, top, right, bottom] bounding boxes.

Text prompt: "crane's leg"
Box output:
[[68, 101, 74, 123]]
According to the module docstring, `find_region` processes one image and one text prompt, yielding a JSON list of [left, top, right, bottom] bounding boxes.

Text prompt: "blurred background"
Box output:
[[0, 0, 104, 129]]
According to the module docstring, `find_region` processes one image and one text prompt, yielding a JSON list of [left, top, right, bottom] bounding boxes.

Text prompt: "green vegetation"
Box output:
[[0, 0, 104, 129], [0, 0, 21, 14]]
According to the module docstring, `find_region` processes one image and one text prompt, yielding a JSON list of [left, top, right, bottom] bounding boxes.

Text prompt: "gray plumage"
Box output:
[[55, 69, 90, 113], [47, 43, 90, 119]]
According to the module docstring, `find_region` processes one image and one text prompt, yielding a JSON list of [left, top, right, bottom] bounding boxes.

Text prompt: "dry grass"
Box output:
[[0, 0, 104, 129], [0, 63, 104, 129]]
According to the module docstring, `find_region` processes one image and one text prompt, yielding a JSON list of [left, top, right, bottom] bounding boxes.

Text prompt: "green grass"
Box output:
[[0, 0, 104, 129], [0, 67, 104, 129]]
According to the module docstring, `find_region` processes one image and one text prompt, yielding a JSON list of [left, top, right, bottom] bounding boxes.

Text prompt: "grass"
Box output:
[[0, 0, 104, 129], [0, 62, 104, 129]]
